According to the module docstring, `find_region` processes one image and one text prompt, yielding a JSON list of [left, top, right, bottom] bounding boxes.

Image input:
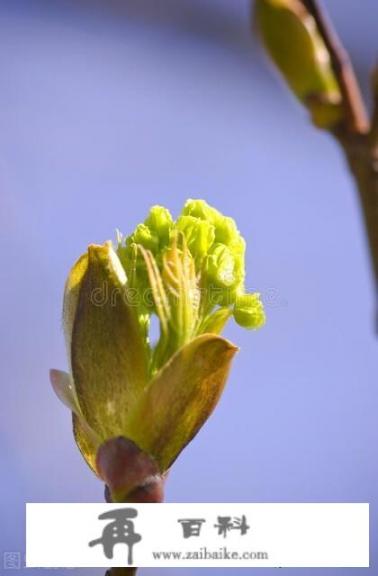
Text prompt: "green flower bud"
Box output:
[[144, 205, 173, 247], [214, 215, 239, 245], [234, 293, 266, 329], [182, 198, 221, 224], [176, 215, 215, 261], [128, 223, 159, 253], [206, 243, 237, 289]]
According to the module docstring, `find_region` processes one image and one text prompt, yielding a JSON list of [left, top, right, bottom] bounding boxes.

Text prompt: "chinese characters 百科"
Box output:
[[178, 515, 250, 539]]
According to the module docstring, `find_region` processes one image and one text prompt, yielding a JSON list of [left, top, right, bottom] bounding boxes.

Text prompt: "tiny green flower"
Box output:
[[144, 205, 173, 247], [176, 215, 215, 262], [234, 293, 266, 329], [130, 223, 159, 253], [50, 200, 265, 501], [206, 243, 238, 289]]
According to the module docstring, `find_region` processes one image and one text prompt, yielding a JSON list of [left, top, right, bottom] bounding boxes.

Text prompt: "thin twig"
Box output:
[[106, 568, 137, 576], [337, 133, 378, 311], [301, 0, 377, 322], [369, 64, 378, 146]]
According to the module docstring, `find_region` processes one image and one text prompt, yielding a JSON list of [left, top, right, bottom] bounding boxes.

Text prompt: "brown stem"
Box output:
[[299, 1, 377, 322], [102, 475, 166, 576], [370, 65, 378, 147], [103, 486, 139, 576], [105, 569, 137, 576], [335, 129, 378, 322]]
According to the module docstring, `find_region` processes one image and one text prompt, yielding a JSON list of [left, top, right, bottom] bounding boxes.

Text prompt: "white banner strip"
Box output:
[[26, 503, 369, 568]]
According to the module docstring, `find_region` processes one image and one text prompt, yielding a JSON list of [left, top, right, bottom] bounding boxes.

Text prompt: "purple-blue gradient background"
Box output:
[[0, 0, 377, 574]]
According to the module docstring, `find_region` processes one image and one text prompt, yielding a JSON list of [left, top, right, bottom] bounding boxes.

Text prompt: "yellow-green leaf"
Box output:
[[71, 242, 148, 441], [73, 413, 101, 475], [63, 253, 88, 367], [127, 333, 238, 471]]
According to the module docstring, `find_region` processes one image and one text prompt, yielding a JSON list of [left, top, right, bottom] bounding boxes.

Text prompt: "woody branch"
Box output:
[[302, 0, 378, 322]]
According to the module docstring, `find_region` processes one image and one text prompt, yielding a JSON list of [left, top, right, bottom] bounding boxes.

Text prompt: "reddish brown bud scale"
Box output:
[[97, 436, 164, 503]]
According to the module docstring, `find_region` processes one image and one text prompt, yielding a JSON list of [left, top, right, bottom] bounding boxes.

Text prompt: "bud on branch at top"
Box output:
[[255, 0, 378, 327], [255, 0, 345, 129], [50, 200, 265, 501]]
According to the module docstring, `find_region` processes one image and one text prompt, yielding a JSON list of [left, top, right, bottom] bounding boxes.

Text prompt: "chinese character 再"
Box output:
[[3, 552, 21, 570], [178, 518, 206, 538], [89, 508, 142, 565], [214, 515, 250, 538]]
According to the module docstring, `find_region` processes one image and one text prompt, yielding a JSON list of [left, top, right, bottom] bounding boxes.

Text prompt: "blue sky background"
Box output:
[[0, 0, 377, 574]]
